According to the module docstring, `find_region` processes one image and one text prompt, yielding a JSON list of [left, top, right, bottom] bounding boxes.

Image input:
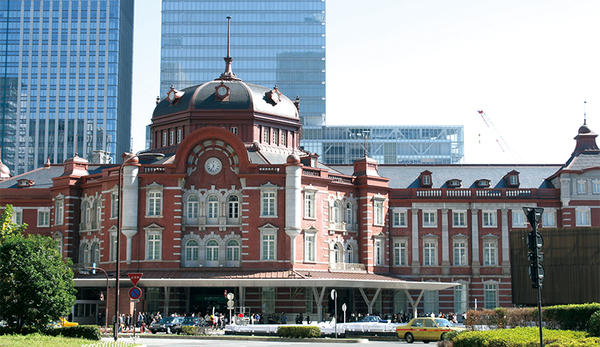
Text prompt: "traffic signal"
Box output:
[[523, 207, 544, 288]]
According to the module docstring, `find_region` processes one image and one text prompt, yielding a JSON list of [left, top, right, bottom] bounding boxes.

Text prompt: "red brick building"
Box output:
[[1, 59, 599, 325]]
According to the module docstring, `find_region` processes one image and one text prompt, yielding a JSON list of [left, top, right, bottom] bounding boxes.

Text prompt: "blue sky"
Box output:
[[131, 0, 600, 164]]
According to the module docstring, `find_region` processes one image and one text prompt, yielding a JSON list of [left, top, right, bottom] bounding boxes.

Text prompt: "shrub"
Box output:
[[181, 326, 199, 335], [587, 311, 600, 337], [47, 325, 101, 340], [451, 327, 600, 347], [544, 303, 600, 331], [277, 326, 320, 338]]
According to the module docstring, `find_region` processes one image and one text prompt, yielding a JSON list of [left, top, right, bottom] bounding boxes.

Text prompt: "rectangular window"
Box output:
[[162, 130, 167, 147], [393, 210, 407, 227], [454, 284, 468, 314], [542, 210, 556, 227], [374, 200, 384, 226], [147, 232, 161, 260], [576, 208, 591, 226], [452, 211, 466, 227], [483, 240, 497, 266], [281, 130, 287, 146], [512, 210, 527, 227], [261, 191, 276, 217], [230, 127, 238, 135], [484, 283, 498, 309], [374, 239, 383, 266], [263, 126, 270, 144], [147, 191, 162, 217], [110, 232, 117, 261], [262, 233, 276, 260], [38, 209, 50, 227], [305, 234, 315, 262], [423, 240, 437, 266], [13, 209, 23, 224], [423, 210, 437, 227], [453, 240, 467, 266], [577, 180, 586, 194], [262, 287, 276, 314], [272, 128, 279, 145], [393, 240, 407, 266], [177, 127, 183, 143], [169, 130, 175, 145], [55, 200, 64, 225], [110, 191, 118, 219], [304, 192, 315, 219], [593, 181, 600, 194], [482, 210, 497, 227]]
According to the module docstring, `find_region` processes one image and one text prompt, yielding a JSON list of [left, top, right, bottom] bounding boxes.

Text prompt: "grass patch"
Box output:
[[0, 333, 139, 347], [452, 327, 600, 347]]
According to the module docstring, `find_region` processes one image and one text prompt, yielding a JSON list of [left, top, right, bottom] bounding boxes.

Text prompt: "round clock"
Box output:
[[204, 157, 222, 175], [216, 85, 228, 98]]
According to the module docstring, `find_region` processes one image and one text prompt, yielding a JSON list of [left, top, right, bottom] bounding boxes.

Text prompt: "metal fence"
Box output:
[[510, 228, 600, 305]]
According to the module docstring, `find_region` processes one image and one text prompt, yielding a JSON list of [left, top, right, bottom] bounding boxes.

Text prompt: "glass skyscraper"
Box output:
[[160, 0, 326, 127], [0, 0, 133, 174]]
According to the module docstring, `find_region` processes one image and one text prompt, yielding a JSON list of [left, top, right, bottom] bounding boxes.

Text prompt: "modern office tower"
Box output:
[[301, 125, 464, 164], [160, 0, 326, 127], [0, 0, 134, 174]]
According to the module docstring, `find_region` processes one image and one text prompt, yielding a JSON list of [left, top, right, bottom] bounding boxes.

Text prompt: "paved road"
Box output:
[[107, 337, 433, 347]]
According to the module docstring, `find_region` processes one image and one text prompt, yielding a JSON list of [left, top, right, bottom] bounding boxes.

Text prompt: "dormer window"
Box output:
[[446, 179, 461, 188], [420, 171, 432, 188], [17, 179, 35, 187], [476, 179, 491, 188], [504, 170, 520, 188], [167, 85, 184, 104]]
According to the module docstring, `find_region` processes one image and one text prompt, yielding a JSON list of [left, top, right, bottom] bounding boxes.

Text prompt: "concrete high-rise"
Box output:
[[0, 0, 134, 174], [160, 0, 326, 128]]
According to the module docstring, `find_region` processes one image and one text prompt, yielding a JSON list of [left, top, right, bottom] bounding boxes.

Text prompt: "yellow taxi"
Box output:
[[396, 317, 465, 343]]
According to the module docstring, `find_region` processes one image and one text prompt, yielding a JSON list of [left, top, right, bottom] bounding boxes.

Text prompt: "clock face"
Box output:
[[204, 157, 222, 175], [217, 86, 228, 97]]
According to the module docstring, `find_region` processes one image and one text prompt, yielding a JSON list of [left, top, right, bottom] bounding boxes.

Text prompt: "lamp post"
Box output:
[[113, 163, 122, 340], [330, 289, 338, 338], [87, 265, 109, 331]]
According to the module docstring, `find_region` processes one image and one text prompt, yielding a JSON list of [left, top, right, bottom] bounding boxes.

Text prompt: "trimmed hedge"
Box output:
[[465, 303, 600, 331], [181, 326, 199, 335], [277, 326, 321, 338], [451, 327, 600, 347], [46, 325, 101, 340], [587, 311, 600, 337]]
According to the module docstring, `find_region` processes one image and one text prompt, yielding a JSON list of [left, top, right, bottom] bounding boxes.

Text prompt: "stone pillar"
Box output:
[[441, 208, 450, 274], [285, 155, 302, 263], [471, 208, 480, 276], [411, 208, 420, 274], [121, 161, 139, 264], [501, 208, 510, 274]]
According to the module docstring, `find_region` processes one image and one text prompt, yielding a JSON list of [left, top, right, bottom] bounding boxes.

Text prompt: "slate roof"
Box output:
[[561, 152, 600, 172], [328, 164, 563, 189], [0, 166, 64, 189]]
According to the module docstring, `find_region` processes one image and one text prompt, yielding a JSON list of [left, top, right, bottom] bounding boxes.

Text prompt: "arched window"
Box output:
[[345, 244, 354, 263], [333, 201, 342, 224], [333, 244, 342, 263], [90, 242, 100, 264], [90, 200, 98, 229], [345, 202, 353, 224], [80, 243, 90, 265], [81, 201, 89, 228], [206, 240, 219, 262], [185, 240, 199, 261], [186, 195, 199, 221], [226, 240, 240, 262], [228, 195, 239, 221], [207, 195, 219, 220]]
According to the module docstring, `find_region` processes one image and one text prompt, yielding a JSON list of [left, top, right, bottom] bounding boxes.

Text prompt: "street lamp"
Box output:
[[331, 289, 338, 338], [87, 265, 109, 331]]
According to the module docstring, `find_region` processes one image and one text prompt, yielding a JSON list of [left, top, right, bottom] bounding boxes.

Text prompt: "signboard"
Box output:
[[129, 286, 143, 300], [128, 273, 143, 286], [227, 293, 234, 300]]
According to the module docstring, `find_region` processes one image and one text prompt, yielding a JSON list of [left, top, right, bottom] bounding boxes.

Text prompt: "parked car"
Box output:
[[396, 317, 466, 343], [357, 315, 388, 323], [150, 316, 183, 334], [179, 316, 208, 332]]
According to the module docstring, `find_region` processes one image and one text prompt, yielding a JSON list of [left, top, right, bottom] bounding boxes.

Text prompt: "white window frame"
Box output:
[[453, 237, 468, 266], [79, 243, 90, 265], [146, 188, 163, 217], [260, 186, 277, 217], [512, 210, 527, 228], [186, 195, 199, 223], [37, 208, 50, 227], [304, 229, 316, 263], [423, 238, 438, 266], [374, 238, 384, 266], [542, 209, 556, 227], [484, 281, 499, 309], [12, 207, 23, 224], [110, 190, 119, 219], [393, 238, 408, 266], [304, 191, 316, 219], [454, 282, 468, 314], [482, 210, 497, 227], [109, 229, 118, 262], [422, 174, 431, 186], [577, 180, 587, 194], [227, 195, 240, 222], [393, 209, 407, 227], [345, 244, 354, 263], [206, 195, 219, 221], [345, 202, 353, 226], [483, 238, 498, 266], [593, 180, 600, 195], [144, 225, 163, 260], [259, 224, 278, 261], [422, 210, 437, 228], [373, 198, 385, 226], [205, 239, 219, 264], [90, 242, 100, 265], [185, 240, 199, 262], [576, 207, 591, 226], [54, 232, 63, 257], [226, 239, 240, 263], [452, 210, 467, 227], [177, 127, 183, 143], [509, 175, 518, 186], [55, 198, 64, 226]]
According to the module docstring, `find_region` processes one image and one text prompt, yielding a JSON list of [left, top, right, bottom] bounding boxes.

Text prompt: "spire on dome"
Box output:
[[572, 122, 600, 157], [217, 16, 240, 81]]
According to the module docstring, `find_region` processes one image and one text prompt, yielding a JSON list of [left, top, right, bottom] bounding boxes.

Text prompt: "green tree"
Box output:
[[0, 206, 76, 332], [0, 204, 27, 241]]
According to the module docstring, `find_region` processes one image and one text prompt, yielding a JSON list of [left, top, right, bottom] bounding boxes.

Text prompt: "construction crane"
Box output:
[[476, 110, 512, 154]]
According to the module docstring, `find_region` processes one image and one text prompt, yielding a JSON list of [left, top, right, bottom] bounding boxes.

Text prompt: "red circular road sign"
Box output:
[[129, 286, 143, 300]]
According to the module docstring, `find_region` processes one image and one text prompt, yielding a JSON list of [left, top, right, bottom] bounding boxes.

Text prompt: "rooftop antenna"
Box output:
[[584, 100, 587, 125], [218, 16, 240, 80]]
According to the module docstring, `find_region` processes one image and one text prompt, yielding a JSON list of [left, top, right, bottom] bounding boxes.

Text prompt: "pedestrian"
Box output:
[[281, 313, 287, 324]]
